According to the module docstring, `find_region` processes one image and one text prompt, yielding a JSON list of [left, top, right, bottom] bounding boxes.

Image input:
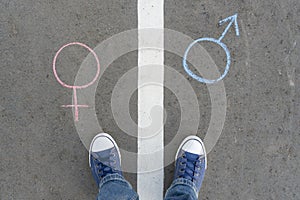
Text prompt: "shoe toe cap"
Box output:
[[91, 136, 114, 152], [182, 140, 205, 155]]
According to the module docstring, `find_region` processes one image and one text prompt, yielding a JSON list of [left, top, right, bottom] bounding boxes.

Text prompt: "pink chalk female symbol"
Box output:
[[53, 42, 100, 121]]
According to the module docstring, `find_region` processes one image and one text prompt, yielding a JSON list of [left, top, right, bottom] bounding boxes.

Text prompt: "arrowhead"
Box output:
[[219, 13, 240, 36]]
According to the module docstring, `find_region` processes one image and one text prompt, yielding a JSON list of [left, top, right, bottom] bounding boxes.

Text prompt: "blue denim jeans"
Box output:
[[97, 174, 198, 200]]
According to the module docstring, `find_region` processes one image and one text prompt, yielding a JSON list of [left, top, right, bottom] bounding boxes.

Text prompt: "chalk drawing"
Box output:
[[183, 13, 240, 84], [53, 42, 100, 121]]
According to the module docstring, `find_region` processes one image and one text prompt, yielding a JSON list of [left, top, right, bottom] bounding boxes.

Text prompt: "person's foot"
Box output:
[[174, 135, 207, 193], [89, 133, 122, 186]]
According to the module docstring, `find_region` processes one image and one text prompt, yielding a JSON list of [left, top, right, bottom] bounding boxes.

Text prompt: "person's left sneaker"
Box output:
[[89, 133, 122, 186]]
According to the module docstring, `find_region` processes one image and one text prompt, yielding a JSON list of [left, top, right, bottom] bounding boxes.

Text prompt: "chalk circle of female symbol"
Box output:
[[53, 42, 101, 121]]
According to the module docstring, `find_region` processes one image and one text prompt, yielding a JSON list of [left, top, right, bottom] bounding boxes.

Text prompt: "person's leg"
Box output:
[[89, 133, 139, 200], [164, 136, 207, 200]]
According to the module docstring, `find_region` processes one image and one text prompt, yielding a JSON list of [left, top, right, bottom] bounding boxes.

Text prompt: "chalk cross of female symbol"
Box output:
[[53, 42, 100, 121]]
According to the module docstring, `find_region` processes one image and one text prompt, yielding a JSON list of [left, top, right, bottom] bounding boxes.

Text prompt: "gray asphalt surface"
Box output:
[[1, 0, 299, 199]]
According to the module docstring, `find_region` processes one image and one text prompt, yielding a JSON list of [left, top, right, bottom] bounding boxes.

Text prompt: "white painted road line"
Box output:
[[137, 0, 164, 200]]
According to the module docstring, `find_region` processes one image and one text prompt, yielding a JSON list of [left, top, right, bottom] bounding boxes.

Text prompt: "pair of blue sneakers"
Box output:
[[89, 133, 207, 194]]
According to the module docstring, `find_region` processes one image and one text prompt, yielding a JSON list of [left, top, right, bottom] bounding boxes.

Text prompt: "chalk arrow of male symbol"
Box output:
[[183, 13, 240, 84]]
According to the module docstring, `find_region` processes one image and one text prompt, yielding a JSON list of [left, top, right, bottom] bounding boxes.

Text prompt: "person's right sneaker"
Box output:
[[174, 135, 207, 193]]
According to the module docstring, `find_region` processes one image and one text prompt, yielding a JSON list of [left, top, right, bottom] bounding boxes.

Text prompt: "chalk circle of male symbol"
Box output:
[[53, 42, 101, 121], [183, 37, 231, 84], [60, 28, 233, 173]]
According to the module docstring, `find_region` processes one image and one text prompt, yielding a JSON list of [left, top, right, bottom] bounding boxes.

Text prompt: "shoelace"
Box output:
[[93, 150, 118, 178], [178, 153, 203, 182]]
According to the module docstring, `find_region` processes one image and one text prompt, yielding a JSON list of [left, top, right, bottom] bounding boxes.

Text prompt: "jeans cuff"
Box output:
[[170, 178, 198, 197], [99, 173, 126, 188]]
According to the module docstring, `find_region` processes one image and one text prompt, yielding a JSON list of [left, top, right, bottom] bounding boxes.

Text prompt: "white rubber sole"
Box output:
[[89, 133, 121, 167], [175, 135, 207, 169]]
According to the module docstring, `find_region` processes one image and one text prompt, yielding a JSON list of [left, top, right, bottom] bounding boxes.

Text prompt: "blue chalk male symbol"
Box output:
[[183, 13, 240, 84]]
